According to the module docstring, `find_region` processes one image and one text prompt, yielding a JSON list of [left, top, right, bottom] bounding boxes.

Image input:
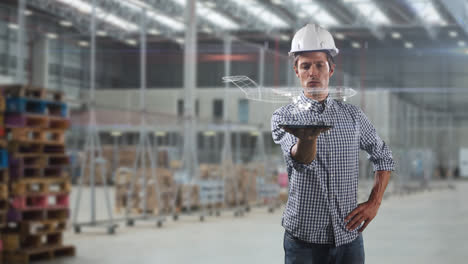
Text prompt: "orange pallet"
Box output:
[[11, 178, 71, 196], [0, 169, 8, 183], [4, 245, 75, 264]]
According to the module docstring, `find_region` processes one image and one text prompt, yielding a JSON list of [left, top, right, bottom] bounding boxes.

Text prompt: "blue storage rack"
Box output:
[[6, 97, 67, 117], [0, 149, 9, 169]]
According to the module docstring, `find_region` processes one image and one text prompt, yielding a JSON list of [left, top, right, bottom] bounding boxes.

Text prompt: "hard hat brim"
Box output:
[[288, 48, 339, 57]]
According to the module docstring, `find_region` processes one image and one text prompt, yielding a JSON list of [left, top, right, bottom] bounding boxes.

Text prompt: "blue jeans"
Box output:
[[284, 231, 365, 264]]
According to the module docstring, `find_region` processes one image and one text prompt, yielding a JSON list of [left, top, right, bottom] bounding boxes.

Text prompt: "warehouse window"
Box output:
[[238, 99, 249, 123], [213, 99, 223, 120], [177, 99, 199, 117]]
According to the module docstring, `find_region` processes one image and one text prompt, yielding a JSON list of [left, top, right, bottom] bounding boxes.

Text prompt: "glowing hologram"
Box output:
[[222, 75, 357, 103]]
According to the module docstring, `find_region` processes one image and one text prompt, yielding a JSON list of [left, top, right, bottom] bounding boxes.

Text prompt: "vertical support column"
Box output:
[[222, 35, 232, 164], [183, 0, 198, 181], [258, 43, 266, 87], [89, 0, 97, 224], [16, 0, 26, 83], [31, 37, 49, 88]]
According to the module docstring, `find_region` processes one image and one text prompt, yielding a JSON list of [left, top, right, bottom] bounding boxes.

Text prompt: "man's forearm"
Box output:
[[291, 138, 317, 164], [368, 170, 391, 206]]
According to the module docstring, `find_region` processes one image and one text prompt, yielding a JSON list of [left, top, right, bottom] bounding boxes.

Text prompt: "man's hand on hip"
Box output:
[[345, 201, 380, 233]]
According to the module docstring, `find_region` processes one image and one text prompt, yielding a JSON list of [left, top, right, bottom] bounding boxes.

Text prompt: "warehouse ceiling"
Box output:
[[18, 0, 467, 49], [4, 0, 468, 115]]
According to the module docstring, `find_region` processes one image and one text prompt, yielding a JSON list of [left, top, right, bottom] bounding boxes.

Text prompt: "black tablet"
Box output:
[[279, 124, 333, 129]]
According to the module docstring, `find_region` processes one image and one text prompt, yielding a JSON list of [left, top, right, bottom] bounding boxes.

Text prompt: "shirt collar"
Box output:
[[295, 91, 333, 112]]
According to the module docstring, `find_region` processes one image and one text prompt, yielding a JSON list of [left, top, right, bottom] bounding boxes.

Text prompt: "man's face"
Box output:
[[294, 52, 335, 100]]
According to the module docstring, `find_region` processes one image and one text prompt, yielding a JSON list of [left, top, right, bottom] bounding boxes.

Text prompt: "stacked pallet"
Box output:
[[0, 85, 75, 264], [115, 167, 177, 214], [0, 95, 7, 264]]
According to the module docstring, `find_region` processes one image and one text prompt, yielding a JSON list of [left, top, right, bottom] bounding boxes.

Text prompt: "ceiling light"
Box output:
[[149, 29, 160, 35], [174, 38, 184, 44], [46, 33, 58, 39], [56, 0, 139, 31], [298, 12, 308, 18], [250, 131, 260, 136], [111, 131, 122, 137], [203, 1, 216, 8], [155, 131, 167, 136], [125, 39, 137, 46], [96, 31, 107, 37], [335, 33, 345, 40], [78, 40, 89, 47], [121, 1, 185, 31], [234, 0, 289, 28], [8, 23, 18, 30], [407, 0, 446, 26], [351, 41, 361, 48], [172, 0, 238, 30], [202, 27, 213, 33], [280, 34, 290, 41], [291, 1, 339, 27], [404, 42, 413, 49], [203, 131, 216, 137], [344, 0, 391, 25], [449, 31, 458, 38], [24, 10, 33, 16], [391, 32, 401, 39], [59, 20, 73, 27], [458, 40, 466, 47]]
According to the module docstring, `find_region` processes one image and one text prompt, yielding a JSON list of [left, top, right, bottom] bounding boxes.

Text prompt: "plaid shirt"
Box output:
[[271, 92, 394, 247]]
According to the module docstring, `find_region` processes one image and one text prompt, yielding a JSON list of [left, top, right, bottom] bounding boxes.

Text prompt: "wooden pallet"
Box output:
[[10, 194, 69, 210], [0, 94, 5, 112], [0, 199, 7, 213], [0, 211, 7, 228], [5, 114, 49, 129], [11, 178, 71, 196], [7, 208, 69, 222], [6, 127, 66, 145], [4, 245, 75, 264], [1, 84, 64, 102], [2, 231, 64, 251], [9, 167, 42, 181], [0, 168, 8, 183], [0, 183, 7, 200], [8, 141, 65, 155], [17, 220, 67, 236]]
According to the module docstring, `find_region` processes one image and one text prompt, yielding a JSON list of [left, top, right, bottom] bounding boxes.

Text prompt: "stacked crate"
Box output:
[[0, 94, 7, 264], [115, 166, 177, 214], [0, 85, 75, 264]]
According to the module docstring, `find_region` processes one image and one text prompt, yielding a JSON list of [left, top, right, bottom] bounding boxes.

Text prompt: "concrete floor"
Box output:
[[36, 181, 468, 264]]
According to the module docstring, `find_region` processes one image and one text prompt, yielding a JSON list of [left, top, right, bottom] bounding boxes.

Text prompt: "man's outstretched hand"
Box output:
[[283, 127, 330, 141], [345, 201, 380, 233]]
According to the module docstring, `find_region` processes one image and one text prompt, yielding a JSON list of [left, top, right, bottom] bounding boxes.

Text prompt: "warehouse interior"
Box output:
[[0, 0, 467, 263]]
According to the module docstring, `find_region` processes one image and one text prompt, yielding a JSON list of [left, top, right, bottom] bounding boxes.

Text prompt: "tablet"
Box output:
[[279, 124, 333, 129]]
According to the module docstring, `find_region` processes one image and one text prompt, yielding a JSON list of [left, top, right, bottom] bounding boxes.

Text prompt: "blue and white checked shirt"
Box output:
[[271, 92, 394, 247]]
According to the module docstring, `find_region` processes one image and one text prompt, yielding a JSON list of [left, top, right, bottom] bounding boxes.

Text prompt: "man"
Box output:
[[271, 24, 394, 264]]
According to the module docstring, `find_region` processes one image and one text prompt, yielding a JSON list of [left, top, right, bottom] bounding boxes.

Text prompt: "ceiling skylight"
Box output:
[[233, 0, 289, 29], [407, 0, 446, 26], [172, 0, 240, 30], [343, 0, 391, 25], [119, 1, 185, 31], [55, 0, 139, 31], [291, 0, 339, 27]]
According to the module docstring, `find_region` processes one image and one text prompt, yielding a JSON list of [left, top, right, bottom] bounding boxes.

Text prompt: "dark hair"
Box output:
[[293, 51, 335, 71]]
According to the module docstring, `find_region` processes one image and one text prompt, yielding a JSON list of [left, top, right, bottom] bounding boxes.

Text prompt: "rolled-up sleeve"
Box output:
[[358, 110, 395, 171], [271, 110, 316, 173]]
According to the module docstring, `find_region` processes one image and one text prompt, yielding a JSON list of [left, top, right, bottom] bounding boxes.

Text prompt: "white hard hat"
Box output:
[[289, 24, 339, 57]]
